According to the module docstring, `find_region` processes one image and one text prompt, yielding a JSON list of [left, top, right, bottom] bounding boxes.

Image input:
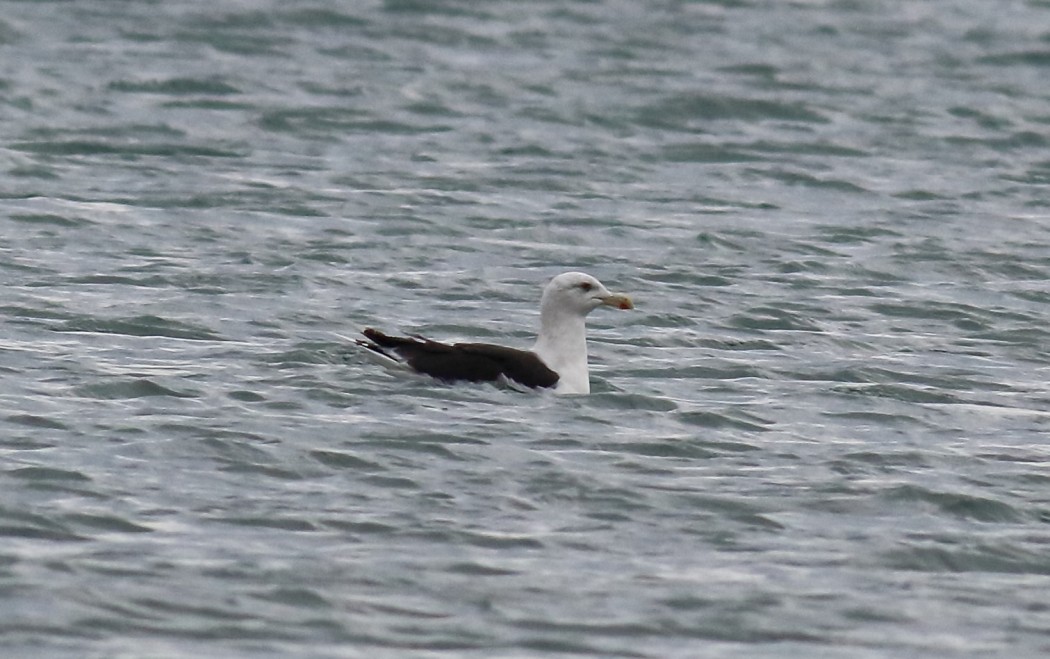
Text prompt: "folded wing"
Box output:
[[359, 328, 559, 389]]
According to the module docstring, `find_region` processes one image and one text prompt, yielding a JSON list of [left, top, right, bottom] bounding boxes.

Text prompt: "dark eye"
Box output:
[[579, 282, 593, 292]]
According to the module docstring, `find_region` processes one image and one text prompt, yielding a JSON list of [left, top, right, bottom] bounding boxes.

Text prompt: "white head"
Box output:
[[540, 271, 634, 317], [533, 272, 632, 394], [533, 272, 633, 394]]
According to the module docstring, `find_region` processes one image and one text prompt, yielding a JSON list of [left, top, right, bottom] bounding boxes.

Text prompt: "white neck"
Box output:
[[532, 301, 590, 394]]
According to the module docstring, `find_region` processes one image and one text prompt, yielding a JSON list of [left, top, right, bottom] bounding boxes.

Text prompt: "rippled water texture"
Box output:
[[2, 1, 1050, 657]]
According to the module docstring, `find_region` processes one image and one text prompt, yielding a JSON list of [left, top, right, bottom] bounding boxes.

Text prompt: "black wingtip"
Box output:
[[356, 333, 399, 361], [362, 327, 382, 341]]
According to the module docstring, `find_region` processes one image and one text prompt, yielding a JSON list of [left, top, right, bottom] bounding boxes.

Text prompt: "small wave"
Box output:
[[881, 540, 1050, 575], [58, 315, 222, 341], [74, 378, 197, 400], [880, 484, 1022, 523]]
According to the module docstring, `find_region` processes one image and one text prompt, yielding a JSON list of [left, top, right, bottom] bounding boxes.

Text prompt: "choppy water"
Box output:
[[3, 1, 1050, 656]]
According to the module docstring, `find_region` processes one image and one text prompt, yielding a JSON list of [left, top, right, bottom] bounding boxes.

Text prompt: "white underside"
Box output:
[[533, 312, 590, 395]]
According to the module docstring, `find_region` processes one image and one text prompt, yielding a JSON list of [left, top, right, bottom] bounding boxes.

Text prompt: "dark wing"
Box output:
[[360, 328, 559, 389], [456, 343, 560, 389]]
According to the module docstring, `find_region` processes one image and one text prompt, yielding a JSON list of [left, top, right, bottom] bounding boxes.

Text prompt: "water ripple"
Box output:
[[3, 0, 1050, 656]]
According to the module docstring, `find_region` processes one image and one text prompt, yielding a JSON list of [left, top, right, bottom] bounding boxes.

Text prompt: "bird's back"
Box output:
[[361, 329, 559, 389]]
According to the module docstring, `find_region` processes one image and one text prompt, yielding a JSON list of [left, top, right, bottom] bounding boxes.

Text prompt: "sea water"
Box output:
[[2, 1, 1049, 657]]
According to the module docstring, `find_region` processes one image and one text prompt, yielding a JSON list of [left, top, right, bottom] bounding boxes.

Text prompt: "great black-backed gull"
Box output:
[[356, 272, 633, 394]]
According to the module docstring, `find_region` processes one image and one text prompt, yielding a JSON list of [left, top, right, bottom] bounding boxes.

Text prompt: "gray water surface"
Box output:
[[3, 1, 1050, 657]]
